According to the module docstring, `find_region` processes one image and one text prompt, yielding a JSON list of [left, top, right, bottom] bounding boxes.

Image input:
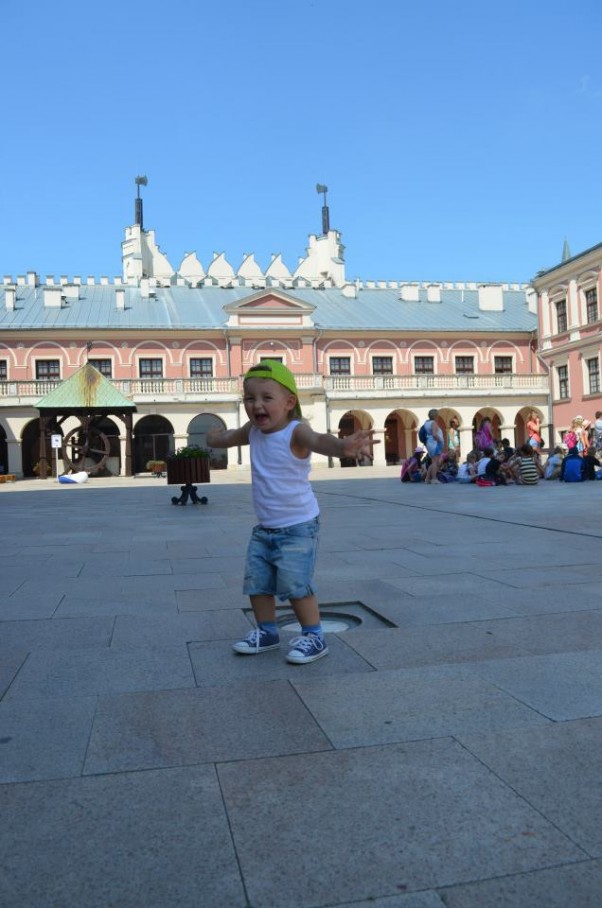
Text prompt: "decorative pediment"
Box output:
[[224, 290, 315, 328]]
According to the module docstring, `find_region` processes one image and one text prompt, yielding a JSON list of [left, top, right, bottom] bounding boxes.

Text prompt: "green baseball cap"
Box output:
[[244, 360, 302, 418]]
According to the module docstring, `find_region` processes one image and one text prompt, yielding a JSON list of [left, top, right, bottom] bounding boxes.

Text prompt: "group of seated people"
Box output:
[[401, 438, 602, 486]]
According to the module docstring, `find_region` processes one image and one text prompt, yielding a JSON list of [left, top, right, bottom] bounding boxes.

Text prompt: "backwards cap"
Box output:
[[244, 360, 302, 418]]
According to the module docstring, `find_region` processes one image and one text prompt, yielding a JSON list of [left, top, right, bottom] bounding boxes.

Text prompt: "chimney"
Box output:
[[63, 284, 79, 301], [43, 287, 63, 308], [426, 284, 441, 303], [477, 284, 504, 311], [5, 286, 16, 310], [115, 288, 126, 310], [26, 271, 38, 287], [400, 284, 420, 301]]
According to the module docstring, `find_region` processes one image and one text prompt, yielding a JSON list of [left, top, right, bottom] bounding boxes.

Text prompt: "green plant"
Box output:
[[167, 445, 209, 459]]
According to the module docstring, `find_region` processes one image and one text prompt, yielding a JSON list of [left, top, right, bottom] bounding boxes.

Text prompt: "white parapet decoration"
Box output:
[[207, 252, 235, 281], [237, 253, 263, 280], [293, 231, 346, 287], [265, 254, 292, 281], [122, 224, 174, 281], [178, 252, 205, 282]]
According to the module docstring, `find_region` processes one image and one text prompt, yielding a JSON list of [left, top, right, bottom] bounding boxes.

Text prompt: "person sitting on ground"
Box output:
[[438, 450, 459, 482], [560, 446, 585, 482], [457, 452, 477, 483], [400, 447, 426, 482], [484, 453, 507, 485], [476, 446, 494, 478], [543, 446, 564, 480], [514, 443, 544, 485], [501, 437, 515, 459], [582, 446, 600, 481], [495, 449, 520, 484]]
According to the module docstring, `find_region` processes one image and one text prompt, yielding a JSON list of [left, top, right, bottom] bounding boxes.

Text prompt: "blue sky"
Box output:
[[2, 0, 601, 284]]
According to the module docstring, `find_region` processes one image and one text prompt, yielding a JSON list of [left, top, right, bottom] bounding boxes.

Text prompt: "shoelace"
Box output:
[[245, 628, 273, 648], [289, 634, 324, 653], [243, 629, 262, 648]]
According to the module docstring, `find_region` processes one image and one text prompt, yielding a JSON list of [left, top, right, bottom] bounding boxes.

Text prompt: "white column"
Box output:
[[372, 431, 387, 466], [567, 278, 580, 329], [459, 426, 474, 455], [6, 439, 22, 477], [119, 434, 127, 476]]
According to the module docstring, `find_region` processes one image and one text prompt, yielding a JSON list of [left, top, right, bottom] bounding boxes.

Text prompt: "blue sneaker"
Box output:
[[232, 627, 280, 655], [286, 633, 329, 664]]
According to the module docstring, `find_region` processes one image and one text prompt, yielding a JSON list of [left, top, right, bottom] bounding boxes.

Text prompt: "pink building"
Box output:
[[532, 241, 601, 445], [0, 200, 548, 477]]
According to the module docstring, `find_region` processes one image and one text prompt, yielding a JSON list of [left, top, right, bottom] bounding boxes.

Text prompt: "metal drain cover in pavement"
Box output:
[[244, 601, 396, 633]]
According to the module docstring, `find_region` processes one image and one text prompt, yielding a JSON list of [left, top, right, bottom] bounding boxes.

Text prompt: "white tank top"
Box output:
[[250, 421, 319, 528]]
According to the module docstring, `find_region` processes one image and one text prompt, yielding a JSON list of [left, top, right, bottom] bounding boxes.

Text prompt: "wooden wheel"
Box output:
[[62, 424, 111, 474]]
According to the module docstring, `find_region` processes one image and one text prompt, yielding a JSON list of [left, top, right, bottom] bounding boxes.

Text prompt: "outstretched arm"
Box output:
[[206, 422, 251, 449], [292, 423, 379, 460]]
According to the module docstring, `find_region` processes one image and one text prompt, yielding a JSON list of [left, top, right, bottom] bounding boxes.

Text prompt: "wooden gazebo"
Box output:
[[35, 363, 137, 479]]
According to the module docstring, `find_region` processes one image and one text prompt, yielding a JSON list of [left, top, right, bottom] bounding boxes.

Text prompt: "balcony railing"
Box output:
[[0, 372, 549, 403], [323, 374, 549, 392]]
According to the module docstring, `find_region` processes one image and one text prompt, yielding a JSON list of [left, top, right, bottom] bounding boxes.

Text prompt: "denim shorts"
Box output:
[[243, 517, 319, 602]]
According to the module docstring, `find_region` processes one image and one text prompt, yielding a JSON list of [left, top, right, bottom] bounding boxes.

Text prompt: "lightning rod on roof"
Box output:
[[316, 183, 330, 235], [135, 175, 148, 229]]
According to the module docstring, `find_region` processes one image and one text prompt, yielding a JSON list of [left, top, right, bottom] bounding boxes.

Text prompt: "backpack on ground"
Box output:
[[418, 423, 428, 444], [562, 457, 584, 482]]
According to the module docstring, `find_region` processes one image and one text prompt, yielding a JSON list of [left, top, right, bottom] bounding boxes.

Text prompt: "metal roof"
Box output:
[[35, 363, 137, 411], [0, 284, 536, 333]]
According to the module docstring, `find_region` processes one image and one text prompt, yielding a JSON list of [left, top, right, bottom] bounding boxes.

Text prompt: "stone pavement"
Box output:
[[1, 469, 602, 908]]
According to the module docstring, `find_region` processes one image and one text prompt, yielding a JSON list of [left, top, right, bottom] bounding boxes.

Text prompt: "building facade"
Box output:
[[0, 207, 549, 478], [531, 242, 602, 444]]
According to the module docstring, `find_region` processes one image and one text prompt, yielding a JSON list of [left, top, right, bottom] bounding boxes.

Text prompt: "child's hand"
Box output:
[[340, 429, 379, 460]]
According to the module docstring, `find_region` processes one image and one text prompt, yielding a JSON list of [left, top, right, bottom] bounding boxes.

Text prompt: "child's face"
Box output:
[[243, 377, 297, 433]]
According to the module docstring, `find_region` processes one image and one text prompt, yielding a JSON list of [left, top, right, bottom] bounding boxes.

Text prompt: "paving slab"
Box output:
[[217, 739, 585, 908], [0, 615, 113, 651], [292, 667, 550, 748], [0, 649, 26, 698], [334, 894, 445, 907], [53, 594, 178, 618], [188, 634, 375, 684], [0, 694, 97, 782], [110, 610, 252, 647], [467, 649, 602, 720], [3, 644, 195, 701], [0, 766, 245, 908], [83, 680, 332, 774], [437, 859, 602, 907], [343, 610, 602, 670], [458, 718, 602, 857]]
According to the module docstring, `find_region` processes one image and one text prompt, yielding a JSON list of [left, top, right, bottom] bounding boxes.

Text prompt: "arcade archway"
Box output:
[[338, 410, 375, 466], [133, 415, 174, 474], [187, 413, 228, 470]]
